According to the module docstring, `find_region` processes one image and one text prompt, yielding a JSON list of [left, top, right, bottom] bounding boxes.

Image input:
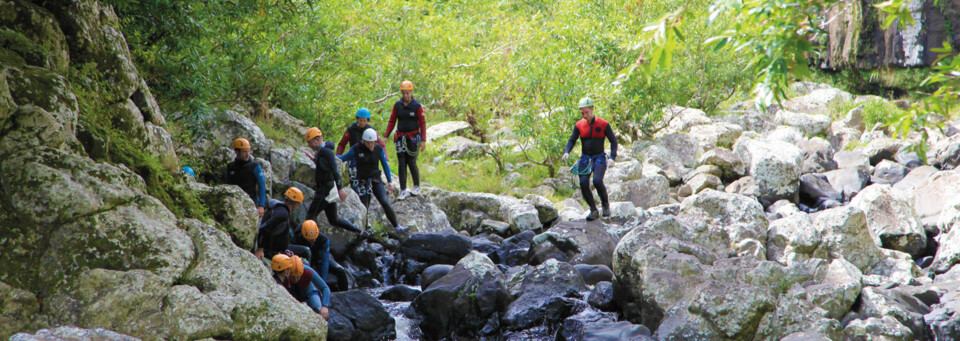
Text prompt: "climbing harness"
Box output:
[[396, 132, 421, 157], [570, 153, 607, 175]]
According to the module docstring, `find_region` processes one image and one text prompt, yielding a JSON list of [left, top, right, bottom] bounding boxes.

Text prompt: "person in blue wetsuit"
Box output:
[[337, 128, 408, 233], [562, 97, 618, 221], [225, 138, 267, 218], [288, 220, 354, 291], [272, 253, 330, 320]]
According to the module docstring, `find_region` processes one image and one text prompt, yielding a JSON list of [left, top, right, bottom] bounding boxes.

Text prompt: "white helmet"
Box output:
[[362, 128, 378, 142]]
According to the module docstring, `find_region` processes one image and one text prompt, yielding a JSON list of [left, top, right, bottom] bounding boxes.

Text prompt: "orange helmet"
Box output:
[[290, 255, 305, 278], [284, 187, 304, 204], [301, 220, 320, 241], [400, 81, 414, 91], [271, 254, 293, 272], [305, 127, 322, 142], [233, 138, 251, 149]]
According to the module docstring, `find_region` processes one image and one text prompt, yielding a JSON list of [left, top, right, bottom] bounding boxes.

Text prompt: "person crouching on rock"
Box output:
[[562, 97, 618, 221], [302, 127, 368, 239], [288, 220, 355, 290], [253, 187, 302, 259], [337, 128, 408, 233], [272, 253, 330, 320], [224, 138, 267, 218], [336, 108, 386, 195]]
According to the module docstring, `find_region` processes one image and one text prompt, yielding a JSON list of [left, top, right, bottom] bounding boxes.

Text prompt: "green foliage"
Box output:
[[69, 62, 211, 222], [832, 99, 907, 129]]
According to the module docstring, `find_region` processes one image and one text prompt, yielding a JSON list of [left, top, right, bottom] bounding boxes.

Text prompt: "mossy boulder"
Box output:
[[0, 0, 70, 71]]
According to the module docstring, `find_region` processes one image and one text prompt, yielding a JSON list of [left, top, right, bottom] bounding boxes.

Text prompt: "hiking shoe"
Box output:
[[586, 210, 600, 221], [398, 189, 410, 201], [602, 205, 611, 218], [410, 186, 422, 196], [395, 225, 410, 233]]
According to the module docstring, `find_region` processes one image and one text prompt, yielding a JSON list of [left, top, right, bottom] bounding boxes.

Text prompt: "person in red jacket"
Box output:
[[562, 97, 618, 221], [384, 80, 426, 201]]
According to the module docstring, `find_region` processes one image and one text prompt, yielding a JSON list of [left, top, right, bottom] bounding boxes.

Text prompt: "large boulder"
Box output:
[[502, 259, 587, 330], [412, 251, 512, 339], [688, 122, 744, 150], [911, 170, 960, 230], [733, 137, 803, 205], [848, 184, 927, 257], [862, 137, 905, 166], [190, 182, 258, 249], [428, 121, 471, 140], [810, 206, 885, 272], [607, 175, 670, 210], [10, 327, 138, 341], [0, 281, 46, 339], [767, 212, 820, 266], [677, 189, 769, 258], [823, 166, 872, 201], [431, 190, 541, 232], [371, 194, 453, 233], [442, 136, 488, 159], [775, 110, 832, 136], [399, 232, 472, 265], [698, 147, 745, 180], [782, 87, 853, 115], [528, 220, 620, 268], [328, 290, 395, 341]]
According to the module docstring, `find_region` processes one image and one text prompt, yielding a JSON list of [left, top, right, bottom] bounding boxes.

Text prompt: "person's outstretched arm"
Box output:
[[384, 105, 398, 139], [604, 124, 618, 160], [254, 164, 266, 207], [379, 147, 393, 183], [336, 131, 350, 155], [563, 126, 580, 154]]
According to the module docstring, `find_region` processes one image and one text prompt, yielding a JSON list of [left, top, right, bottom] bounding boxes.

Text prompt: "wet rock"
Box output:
[[372, 194, 453, 233], [688, 280, 776, 339], [849, 184, 926, 258], [872, 160, 909, 185], [587, 281, 615, 311], [412, 252, 512, 339], [558, 319, 653, 341], [399, 232, 471, 265], [10, 327, 138, 341], [775, 110, 832, 136], [733, 137, 802, 205], [420, 264, 453, 289], [477, 219, 511, 237], [489, 231, 536, 266], [528, 220, 619, 268], [328, 291, 395, 341], [823, 166, 871, 201], [575, 264, 614, 286], [502, 259, 587, 330], [380, 285, 422, 302]]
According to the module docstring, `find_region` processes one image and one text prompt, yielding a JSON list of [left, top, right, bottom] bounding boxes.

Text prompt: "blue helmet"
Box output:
[[181, 166, 196, 178], [356, 108, 371, 119]]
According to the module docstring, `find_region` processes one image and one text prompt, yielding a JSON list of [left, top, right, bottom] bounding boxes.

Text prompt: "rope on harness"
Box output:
[[399, 135, 420, 157], [569, 153, 607, 175]]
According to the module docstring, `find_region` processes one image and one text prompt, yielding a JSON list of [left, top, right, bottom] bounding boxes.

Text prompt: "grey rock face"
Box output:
[[328, 290, 396, 341]]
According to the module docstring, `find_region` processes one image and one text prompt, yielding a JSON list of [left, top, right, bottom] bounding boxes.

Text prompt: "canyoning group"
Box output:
[[223, 80, 616, 321]]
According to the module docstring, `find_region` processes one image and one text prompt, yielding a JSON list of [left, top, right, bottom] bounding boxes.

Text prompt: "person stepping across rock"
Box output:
[[384, 80, 427, 201], [337, 128, 409, 233], [562, 97, 618, 221]]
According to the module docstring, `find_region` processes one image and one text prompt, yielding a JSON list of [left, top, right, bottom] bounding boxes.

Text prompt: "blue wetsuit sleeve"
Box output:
[[311, 269, 331, 307], [337, 147, 355, 162], [298, 282, 323, 312], [379, 148, 392, 183], [605, 124, 618, 161], [564, 126, 579, 154], [254, 165, 266, 207]]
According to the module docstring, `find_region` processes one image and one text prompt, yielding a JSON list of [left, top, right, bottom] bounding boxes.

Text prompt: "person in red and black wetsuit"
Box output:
[[562, 97, 618, 221], [384, 80, 426, 201]]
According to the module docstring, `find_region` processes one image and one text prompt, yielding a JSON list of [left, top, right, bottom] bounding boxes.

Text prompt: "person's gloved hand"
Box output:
[[562, 153, 569, 162]]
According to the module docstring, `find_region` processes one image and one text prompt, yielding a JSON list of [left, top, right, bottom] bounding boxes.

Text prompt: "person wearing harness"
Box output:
[[562, 97, 618, 221], [337, 128, 408, 233], [301, 127, 369, 238], [272, 253, 331, 320], [384, 80, 426, 201], [254, 187, 303, 259], [336, 108, 386, 195], [225, 138, 267, 218]]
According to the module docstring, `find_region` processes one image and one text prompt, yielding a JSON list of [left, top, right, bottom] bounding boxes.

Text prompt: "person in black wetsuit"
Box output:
[[224, 138, 267, 218], [562, 97, 618, 221], [254, 187, 302, 259], [384, 80, 427, 201], [301, 127, 367, 237], [336, 108, 385, 195], [338, 128, 408, 233]]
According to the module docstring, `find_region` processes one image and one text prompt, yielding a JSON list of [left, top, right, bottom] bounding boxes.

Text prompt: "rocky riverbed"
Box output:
[[5, 0, 960, 340]]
